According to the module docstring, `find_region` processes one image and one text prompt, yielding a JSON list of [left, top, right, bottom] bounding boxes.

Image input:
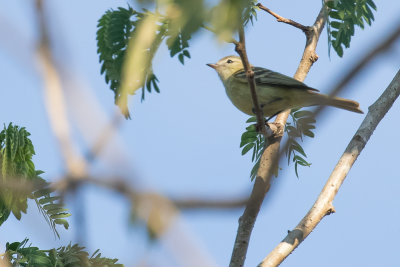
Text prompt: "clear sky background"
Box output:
[[0, 0, 400, 266]]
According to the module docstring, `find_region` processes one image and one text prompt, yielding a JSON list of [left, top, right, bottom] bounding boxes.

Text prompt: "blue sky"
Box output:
[[1, 0, 400, 266]]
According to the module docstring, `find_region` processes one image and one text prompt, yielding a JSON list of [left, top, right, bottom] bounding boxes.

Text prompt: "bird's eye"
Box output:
[[226, 59, 233, 63]]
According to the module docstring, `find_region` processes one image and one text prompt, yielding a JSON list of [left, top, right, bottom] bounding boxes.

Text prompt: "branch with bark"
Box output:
[[259, 69, 400, 267], [279, 21, 400, 161], [35, 0, 87, 178], [257, 3, 309, 32], [229, 4, 328, 267]]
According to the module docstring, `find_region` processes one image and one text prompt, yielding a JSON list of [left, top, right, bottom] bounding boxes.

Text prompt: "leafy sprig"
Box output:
[[32, 175, 71, 238], [2, 239, 123, 267], [97, 5, 200, 117], [240, 109, 316, 179], [326, 0, 377, 57], [166, 30, 191, 65], [285, 109, 315, 177], [240, 117, 266, 181], [97, 8, 163, 118], [0, 123, 70, 237], [243, 0, 259, 25]]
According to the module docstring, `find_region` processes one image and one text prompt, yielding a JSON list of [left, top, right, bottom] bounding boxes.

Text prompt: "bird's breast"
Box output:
[[223, 78, 255, 115]]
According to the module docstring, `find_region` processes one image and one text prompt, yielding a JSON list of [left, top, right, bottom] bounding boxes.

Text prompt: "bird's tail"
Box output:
[[308, 92, 364, 114]]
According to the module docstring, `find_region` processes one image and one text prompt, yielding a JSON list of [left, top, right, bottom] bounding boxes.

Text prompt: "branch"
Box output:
[[279, 20, 400, 163], [259, 69, 400, 267], [234, 26, 268, 137], [313, 21, 400, 116], [229, 5, 328, 267], [174, 197, 248, 210], [85, 111, 122, 163], [34, 0, 87, 177], [52, 175, 221, 266], [256, 3, 309, 32]]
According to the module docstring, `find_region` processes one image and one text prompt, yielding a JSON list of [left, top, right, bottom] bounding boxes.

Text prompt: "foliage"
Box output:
[[240, 110, 315, 179], [326, 0, 376, 57], [97, 4, 204, 117], [97, 7, 162, 118], [240, 117, 266, 181], [243, 0, 258, 25], [209, 0, 258, 41], [285, 109, 315, 177], [0, 123, 70, 237], [0, 124, 122, 265], [97, 1, 260, 118], [97, 7, 135, 104], [31, 176, 71, 238], [1, 239, 123, 267], [97, 1, 374, 179]]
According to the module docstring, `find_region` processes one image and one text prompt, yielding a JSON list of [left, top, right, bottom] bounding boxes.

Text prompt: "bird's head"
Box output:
[[207, 56, 245, 81]]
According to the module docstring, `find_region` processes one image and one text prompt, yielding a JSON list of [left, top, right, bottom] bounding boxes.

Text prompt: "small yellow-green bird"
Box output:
[[207, 56, 363, 117]]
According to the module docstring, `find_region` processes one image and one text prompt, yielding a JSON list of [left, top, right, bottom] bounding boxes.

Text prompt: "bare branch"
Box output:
[[260, 69, 400, 267], [256, 3, 310, 32], [279, 21, 400, 163], [229, 5, 328, 267], [84, 111, 123, 163], [234, 25, 268, 137], [313, 22, 400, 115], [34, 0, 87, 177], [174, 196, 248, 210]]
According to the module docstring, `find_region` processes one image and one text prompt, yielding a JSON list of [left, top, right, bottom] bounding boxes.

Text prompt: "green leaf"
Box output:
[[250, 157, 261, 181], [293, 110, 313, 119], [38, 196, 61, 205], [335, 44, 344, 57], [241, 143, 255, 155], [297, 117, 316, 125], [245, 124, 257, 132], [50, 213, 71, 220], [53, 219, 69, 229], [6, 241, 22, 251], [291, 140, 307, 158], [183, 50, 190, 58], [178, 53, 185, 64], [246, 116, 257, 123], [241, 131, 258, 140], [303, 129, 315, 138], [330, 21, 342, 29]]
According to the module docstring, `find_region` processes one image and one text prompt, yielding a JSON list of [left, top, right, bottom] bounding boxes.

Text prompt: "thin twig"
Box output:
[[234, 25, 268, 137], [229, 5, 328, 267], [260, 69, 400, 267], [257, 3, 310, 32]]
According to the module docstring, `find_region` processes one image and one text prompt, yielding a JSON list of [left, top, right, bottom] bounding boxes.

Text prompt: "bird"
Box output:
[[207, 55, 363, 118]]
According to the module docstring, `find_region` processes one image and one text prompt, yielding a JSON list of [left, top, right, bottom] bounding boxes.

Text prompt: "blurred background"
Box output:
[[0, 0, 399, 266]]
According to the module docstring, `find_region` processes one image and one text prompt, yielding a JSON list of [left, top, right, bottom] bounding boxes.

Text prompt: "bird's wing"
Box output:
[[233, 67, 319, 92]]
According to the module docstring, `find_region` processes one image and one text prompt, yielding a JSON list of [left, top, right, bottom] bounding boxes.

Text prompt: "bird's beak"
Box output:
[[206, 63, 217, 69]]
